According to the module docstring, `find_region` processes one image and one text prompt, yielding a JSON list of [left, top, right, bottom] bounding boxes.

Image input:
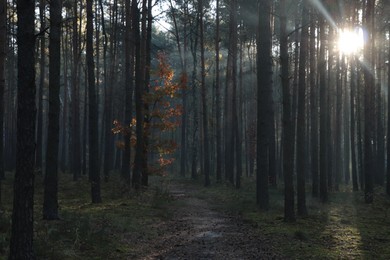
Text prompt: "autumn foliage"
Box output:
[[112, 52, 184, 176]]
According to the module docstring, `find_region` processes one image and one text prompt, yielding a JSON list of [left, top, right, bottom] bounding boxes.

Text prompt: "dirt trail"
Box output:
[[144, 183, 284, 260]]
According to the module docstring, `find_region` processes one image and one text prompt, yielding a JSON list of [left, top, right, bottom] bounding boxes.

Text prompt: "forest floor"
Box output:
[[143, 181, 282, 259], [1, 172, 390, 259]]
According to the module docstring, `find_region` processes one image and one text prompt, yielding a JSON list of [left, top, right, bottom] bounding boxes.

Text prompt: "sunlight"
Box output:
[[309, 0, 337, 29], [337, 28, 364, 55]]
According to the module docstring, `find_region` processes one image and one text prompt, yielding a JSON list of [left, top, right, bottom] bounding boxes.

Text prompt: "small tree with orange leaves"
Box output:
[[113, 52, 184, 176]]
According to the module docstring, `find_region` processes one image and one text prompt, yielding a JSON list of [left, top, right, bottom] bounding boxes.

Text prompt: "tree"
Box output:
[[257, 0, 272, 210], [280, 0, 295, 221], [363, 0, 375, 204], [197, 0, 210, 187], [43, 0, 62, 220], [86, 0, 101, 203], [215, 0, 222, 183], [310, 8, 319, 197], [387, 25, 390, 196], [9, 0, 36, 257], [0, 0, 5, 183], [296, 0, 308, 216], [71, 0, 81, 181], [121, 0, 134, 185], [319, 16, 328, 203]]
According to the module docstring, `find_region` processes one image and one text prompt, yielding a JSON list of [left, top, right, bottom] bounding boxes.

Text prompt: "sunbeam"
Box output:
[[309, 0, 337, 29]]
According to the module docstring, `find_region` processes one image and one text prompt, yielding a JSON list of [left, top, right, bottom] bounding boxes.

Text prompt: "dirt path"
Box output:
[[143, 183, 284, 260]]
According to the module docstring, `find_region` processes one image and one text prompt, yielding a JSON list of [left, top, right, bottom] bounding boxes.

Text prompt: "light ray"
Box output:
[[309, 0, 337, 29]]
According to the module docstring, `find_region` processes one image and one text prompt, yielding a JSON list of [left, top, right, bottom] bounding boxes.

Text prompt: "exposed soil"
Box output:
[[142, 183, 285, 260]]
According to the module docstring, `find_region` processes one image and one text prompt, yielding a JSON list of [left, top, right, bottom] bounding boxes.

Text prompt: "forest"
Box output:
[[1, 0, 390, 259]]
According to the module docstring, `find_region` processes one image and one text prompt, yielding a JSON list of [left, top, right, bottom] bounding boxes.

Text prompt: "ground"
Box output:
[[144, 183, 282, 259]]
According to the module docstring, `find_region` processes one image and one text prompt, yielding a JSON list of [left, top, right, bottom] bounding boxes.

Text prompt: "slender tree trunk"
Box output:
[[319, 17, 328, 203], [351, 56, 359, 191], [280, 0, 294, 221], [199, 0, 210, 187], [257, 0, 272, 210], [36, 0, 45, 172], [86, 0, 101, 203], [133, 0, 143, 189], [71, 0, 81, 181], [43, 0, 62, 220], [9, 0, 36, 257], [296, 0, 308, 216], [310, 8, 319, 197], [121, 0, 134, 185], [387, 25, 390, 196], [215, 0, 222, 183], [364, 0, 375, 204]]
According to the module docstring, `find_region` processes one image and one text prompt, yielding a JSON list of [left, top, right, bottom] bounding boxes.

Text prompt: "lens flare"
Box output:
[[337, 28, 364, 55]]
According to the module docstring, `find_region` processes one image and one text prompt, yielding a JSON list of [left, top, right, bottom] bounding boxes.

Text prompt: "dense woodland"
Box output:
[[1, 0, 390, 258]]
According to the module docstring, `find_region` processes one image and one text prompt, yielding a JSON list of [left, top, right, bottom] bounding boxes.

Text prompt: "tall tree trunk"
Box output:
[[86, 0, 101, 203], [190, 12, 199, 180], [225, 0, 236, 185], [387, 25, 390, 196], [72, 0, 81, 181], [310, 8, 319, 197], [364, 0, 375, 204], [9, 0, 36, 257], [121, 0, 134, 185], [43, 0, 62, 220], [280, 0, 294, 221], [319, 17, 328, 203], [350, 55, 358, 191], [215, 0, 221, 182], [257, 0, 272, 210], [133, 0, 143, 189], [296, 0, 308, 216], [199, 0, 210, 187], [36, 0, 45, 171]]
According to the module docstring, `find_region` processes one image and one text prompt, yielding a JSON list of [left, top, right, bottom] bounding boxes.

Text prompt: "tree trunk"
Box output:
[[296, 0, 308, 216], [215, 0, 222, 183], [86, 0, 101, 203], [43, 0, 62, 220], [351, 56, 359, 191], [257, 0, 273, 210], [36, 0, 45, 172], [71, 0, 81, 181], [364, 0, 375, 204], [121, 0, 134, 185], [9, 0, 36, 257], [199, 0, 210, 187], [133, 0, 143, 189], [310, 8, 319, 197], [319, 17, 328, 203], [387, 25, 390, 196], [280, 0, 294, 221]]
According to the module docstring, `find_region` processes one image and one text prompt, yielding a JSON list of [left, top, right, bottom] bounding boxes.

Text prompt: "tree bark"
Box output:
[[296, 0, 308, 216], [43, 0, 62, 220], [86, 0, 101, 203], [9, 0, 36, 257], [319, 17, 328, 203], [310, 8, 319, 197], [280, 0, 294, 221], [363, 0, 375, 204], [257, 0, 273, 210]]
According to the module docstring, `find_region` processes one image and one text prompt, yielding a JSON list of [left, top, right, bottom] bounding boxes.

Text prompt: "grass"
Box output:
[[189, 176, 390, 259], [0, 171, 174, 259]]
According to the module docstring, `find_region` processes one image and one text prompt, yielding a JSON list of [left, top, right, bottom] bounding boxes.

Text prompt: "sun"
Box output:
[[337, 28, 364, 55]]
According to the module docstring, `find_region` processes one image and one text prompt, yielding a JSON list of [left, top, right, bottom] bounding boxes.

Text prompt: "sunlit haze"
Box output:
[[337, 28, 364, 55]]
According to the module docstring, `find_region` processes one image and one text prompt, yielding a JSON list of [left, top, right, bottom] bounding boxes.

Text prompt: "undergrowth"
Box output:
[[0, 171, 173, 259], [188, 176, 390, 259]]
